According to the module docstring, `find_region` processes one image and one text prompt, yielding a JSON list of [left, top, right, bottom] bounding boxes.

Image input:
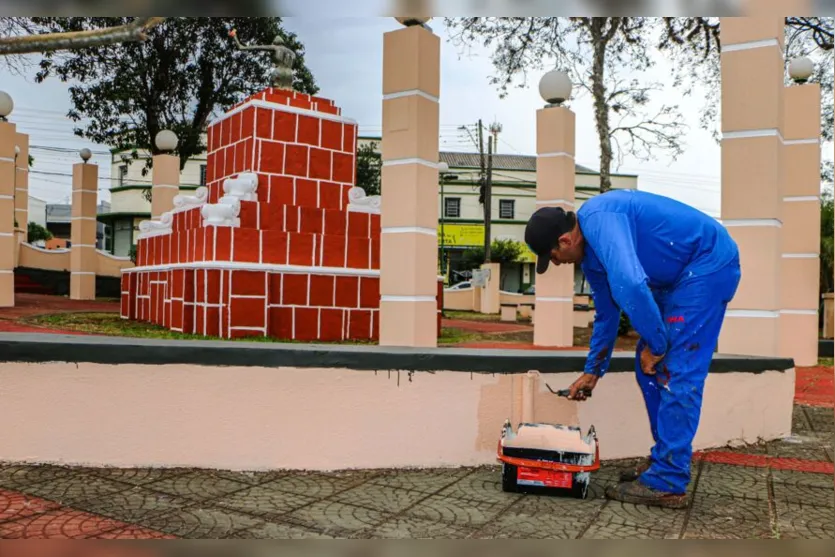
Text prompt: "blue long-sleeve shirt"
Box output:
[[579, 190, 738, 377]]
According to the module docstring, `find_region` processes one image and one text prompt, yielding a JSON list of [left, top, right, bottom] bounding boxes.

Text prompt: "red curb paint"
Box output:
[[694, 451, 769, 468], [794, 366, 834, 408], [693, 451, 834, 475]]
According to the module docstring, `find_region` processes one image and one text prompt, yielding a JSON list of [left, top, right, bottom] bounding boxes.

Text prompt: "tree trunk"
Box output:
[[589, 18, 614, 193]]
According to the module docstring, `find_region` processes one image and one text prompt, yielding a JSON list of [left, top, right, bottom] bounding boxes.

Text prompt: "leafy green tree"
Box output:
[[31, 17, 318, 174], [461, 239, 526, 269], [356, 141, 382, 196], [27, 221, 52, 243], [821, 187, 834, 295]]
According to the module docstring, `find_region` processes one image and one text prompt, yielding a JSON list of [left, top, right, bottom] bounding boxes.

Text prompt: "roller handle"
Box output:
[[546, 383, 592, 399]]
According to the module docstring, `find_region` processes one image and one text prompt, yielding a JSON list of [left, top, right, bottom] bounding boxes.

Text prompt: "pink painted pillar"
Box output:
[[379, 20, 440, 347], [779, 78, 821, 367], [70, 158, 98, 300], [717, 16, 785, 357], [151, 158, 180, 219], [0, 115, 16, 307], [14, 132, 28, 252], [533, 105, 575, 347]]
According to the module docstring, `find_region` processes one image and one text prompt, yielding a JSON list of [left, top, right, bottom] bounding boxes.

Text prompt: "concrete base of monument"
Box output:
[[0, 334, 794, 471]]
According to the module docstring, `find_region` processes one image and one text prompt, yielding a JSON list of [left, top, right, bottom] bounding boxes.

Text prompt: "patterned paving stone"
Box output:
[[583, 522, 673, 539], [771, 481, 834, 508], [478, 496, 603, 539], [0, 509, 126, 539], [369, 469, 470, 494], [0, 465, 75, 490], [682, 513, 774, 539], [403, 494, 510, 528], [766, 437, 831, 461], [803, 406, 835, 433], [15, 475, 129, 507], [592, 501, 685, 538], [144, 471, 250, 502], [435, 468, 518, 505], [366, 517, 473, 539], [213, 485, 317, 517], [86, 467, 190, 486], [775, 502, 835, 539], [141, 507, 262, 539], [232, 520, 339, 539], [695, 463, 769, 500], [93, 525, 178, 539], [0, 489, 61, 522], [71, 487, 192, 523], [690, 493, 770, 522], [282, 500, 387, 536], [771, 469, 834, 490], [331, 484, 428, 514], [260, 473, 369, 499], [211, 470, 283, 486], [792, 406, 812, 433]]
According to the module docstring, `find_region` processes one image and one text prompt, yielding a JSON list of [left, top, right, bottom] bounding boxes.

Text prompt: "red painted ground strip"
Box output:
[[0, 489, 174, 539], [794, 365, 834, 408], [693, 451, 834, 475]]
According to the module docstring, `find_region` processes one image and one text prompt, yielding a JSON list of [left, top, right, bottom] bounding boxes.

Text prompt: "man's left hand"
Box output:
[[640, 345, 664, 375]]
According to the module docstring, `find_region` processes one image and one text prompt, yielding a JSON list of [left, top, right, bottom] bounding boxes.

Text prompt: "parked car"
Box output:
[[447, 281, 472, 290]]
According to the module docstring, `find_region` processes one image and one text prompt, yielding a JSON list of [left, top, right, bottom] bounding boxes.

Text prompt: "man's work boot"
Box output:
[[618, 459, 650, 482], [605, 480, 689, 509]]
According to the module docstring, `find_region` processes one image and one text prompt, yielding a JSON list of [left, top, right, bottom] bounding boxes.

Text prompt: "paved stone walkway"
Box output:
[[0, 400, 830, 539]]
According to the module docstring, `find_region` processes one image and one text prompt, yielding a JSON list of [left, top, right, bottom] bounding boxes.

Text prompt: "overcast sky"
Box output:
[[3, 17, 831, 217]]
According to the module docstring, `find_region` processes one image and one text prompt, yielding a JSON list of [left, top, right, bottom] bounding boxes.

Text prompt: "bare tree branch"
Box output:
[[0, 17, 166, 55]]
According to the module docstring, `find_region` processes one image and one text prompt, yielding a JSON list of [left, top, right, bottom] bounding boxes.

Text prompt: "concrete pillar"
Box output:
[[70, 160, 98, 300], [151, 154, 180, 219], [718, 16, 785, 357], [14, 132, 28, 251], [779, 81, 821, 366], [0, 119, 16, 307], [479, 262, 500, 314], [533, 106, 575, 347], [379, 21, 440, 347]]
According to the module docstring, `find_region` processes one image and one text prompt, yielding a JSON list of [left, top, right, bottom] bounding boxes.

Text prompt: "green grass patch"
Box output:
[[818, 358, 833, 367], [444, 310, 502, 323], [27, 312, 487, 347], [26, 312, 374, 345]]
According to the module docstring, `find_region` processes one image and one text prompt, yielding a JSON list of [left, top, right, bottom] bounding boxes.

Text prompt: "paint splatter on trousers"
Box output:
[[635, 257, 741, 495]]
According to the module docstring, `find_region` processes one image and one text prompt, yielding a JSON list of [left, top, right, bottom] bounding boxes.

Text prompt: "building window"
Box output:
[[444, 197, 461, 218], [200, 164, 207, 187], [118, 165, 128, 187], [499, 199, 515, 220]]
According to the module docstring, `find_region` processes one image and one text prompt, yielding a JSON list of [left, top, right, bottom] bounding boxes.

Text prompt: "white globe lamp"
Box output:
[[438, 161, 449, 175], [539, 70, 572, 107], [155, 130, 178, 152], [79, 148, 92, 162], [788, 57, 814, 84], [0, 91, 13, 121]]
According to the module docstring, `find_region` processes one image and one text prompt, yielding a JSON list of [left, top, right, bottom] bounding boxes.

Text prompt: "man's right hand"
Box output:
[[568, 373, 599, 401]]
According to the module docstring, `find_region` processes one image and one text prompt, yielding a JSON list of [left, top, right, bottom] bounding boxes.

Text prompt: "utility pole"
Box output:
[[483, 136, 493, 263]]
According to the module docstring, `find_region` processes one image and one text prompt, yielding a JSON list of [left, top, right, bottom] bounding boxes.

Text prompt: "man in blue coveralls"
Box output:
[[525, 189, 741, 509]]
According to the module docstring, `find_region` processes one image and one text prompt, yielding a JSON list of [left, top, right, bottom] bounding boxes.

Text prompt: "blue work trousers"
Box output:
[[636, 257, 741, 494]]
